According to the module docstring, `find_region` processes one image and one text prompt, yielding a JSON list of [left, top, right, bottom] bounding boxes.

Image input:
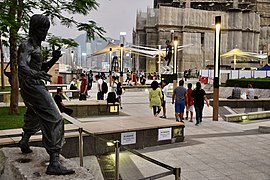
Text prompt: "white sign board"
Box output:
[[121, 132, 136, 145], [158, 128, 172, 141]]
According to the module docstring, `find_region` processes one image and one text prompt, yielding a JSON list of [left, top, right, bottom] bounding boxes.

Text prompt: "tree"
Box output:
[[0, 32, 5, 89], [0, 0, 105, 114]]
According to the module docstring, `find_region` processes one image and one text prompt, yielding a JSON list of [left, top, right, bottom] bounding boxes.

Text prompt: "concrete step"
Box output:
[[259, 126, 270, 133]]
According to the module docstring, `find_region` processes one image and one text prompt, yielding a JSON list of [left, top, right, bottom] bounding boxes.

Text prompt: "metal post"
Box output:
[[173, 36, 178, 90], [120, 44, 124, 84], [115, 140, 120, 180], [158, 45, 161, 79], [213, 16, 221, 121], [175, 167, 181, 180], [109, 48, 112, 86], [79, 128, 84, 167]]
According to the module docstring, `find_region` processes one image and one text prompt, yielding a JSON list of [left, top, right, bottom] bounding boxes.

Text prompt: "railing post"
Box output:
[[175, 167, 181, 180], [79, 128, 84, 167], [114, 140, 120, 180]]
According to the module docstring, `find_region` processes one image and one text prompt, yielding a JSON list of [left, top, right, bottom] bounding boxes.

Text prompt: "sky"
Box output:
[[49, 0, 153, 43]]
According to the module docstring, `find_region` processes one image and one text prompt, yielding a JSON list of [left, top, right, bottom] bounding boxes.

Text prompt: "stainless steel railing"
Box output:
[[0, 113, 182, 180]]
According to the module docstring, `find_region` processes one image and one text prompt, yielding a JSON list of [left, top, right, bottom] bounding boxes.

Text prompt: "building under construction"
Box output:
[[133, 0, 270, 74]]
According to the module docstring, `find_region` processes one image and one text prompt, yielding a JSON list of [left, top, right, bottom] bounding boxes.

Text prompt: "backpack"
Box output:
[[101, 81, 108, 94], [116, 82, 123, 95], [70, 84, 77, 90], [107, 92, 117, 104]]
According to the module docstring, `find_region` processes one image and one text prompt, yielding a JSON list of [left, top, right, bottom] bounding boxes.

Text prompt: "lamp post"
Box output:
[[82, 52, 86, 69], [71, 50, 74, 72], [173, 36, 178, 90], [158, 45, 161, 79], [213, 16, 221, 121], [120, 44, 124, 84], [109, 48, 112, 86]]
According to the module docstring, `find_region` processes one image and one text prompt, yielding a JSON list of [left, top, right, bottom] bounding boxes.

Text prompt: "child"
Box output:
[[149, 81, 162, 117], [186, 83, 194, 122]]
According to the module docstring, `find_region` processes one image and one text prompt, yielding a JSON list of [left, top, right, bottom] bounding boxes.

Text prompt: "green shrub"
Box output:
[[226, 78, 270, 89]]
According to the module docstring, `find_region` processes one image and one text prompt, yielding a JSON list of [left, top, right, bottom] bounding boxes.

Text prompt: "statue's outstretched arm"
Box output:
[[42, 46, 62, 72]]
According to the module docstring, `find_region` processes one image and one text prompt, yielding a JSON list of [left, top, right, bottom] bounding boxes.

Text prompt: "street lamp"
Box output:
[[213, 16, 221, 121], [173, 36, 178, 74], [158, 45, 161, 78], [173, 36, 178, 90], [71, 50, 74, 71], [82, 52, 86, 68], [109, 47, 112, 86], [120, 44, 124, 84]]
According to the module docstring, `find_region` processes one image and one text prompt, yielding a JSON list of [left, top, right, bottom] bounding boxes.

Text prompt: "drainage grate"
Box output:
[[97, 155, 123, 180]]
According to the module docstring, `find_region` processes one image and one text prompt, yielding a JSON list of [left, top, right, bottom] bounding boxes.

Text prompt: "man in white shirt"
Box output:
[[95, 75, 104, 100]]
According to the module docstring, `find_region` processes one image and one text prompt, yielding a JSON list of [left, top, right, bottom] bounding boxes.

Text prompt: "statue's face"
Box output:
[[36, 27, 49, 41]]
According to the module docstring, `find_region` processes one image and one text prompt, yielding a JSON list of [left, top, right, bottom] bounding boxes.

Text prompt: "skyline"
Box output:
[[49, 0, 153, 43]]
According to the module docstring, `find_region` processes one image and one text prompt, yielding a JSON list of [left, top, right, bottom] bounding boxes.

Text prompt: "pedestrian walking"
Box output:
[[79, 73, 88, 100], [149, 81, 162, 117], [172, 80, 187, 122], [159, 80, 168, 118], [185, 83, 194, 122], [95, 74, 104, 100], [191, 82, 209, 126], [87, 70, 93, 93]]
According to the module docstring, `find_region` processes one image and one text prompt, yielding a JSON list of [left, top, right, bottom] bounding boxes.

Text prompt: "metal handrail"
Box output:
[[61, 113, 181, 180], [123, 146, 174, 171], [0, 113, 181, 180]]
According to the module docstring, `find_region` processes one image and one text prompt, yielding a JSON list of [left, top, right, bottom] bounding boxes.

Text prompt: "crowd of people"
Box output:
[[149, 80, 209, 126], [55, 70, 124, 110], [54, 68, 223, 127]]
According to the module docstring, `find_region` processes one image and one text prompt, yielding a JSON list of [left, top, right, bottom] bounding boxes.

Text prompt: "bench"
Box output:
[[0, 89, 80, 103], [209, 98, 270, 110], [64, 100, 119, 118], [258, 126, 270, 133], [123, 85, 151, 92]]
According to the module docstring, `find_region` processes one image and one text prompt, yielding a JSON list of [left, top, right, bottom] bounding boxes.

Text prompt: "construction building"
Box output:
[[133, 0, 270, 74]]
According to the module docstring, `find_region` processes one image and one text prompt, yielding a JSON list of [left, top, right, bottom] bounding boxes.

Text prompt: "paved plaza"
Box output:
[[72, 81, 270, 180], [1, 81, 270, 180]]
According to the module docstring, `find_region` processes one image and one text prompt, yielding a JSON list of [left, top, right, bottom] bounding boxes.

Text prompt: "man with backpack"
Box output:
[[95, 74, 108, 100]]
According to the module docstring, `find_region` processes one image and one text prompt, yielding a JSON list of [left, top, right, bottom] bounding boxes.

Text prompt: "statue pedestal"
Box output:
[[0, 147, 94, 180]]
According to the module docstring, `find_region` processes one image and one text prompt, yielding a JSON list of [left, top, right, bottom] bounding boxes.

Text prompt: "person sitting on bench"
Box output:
[[54, 87, 73, 116]]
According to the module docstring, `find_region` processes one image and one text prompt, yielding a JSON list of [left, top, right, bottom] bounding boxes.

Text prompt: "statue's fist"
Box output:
[[52, 45, 62, 60]]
